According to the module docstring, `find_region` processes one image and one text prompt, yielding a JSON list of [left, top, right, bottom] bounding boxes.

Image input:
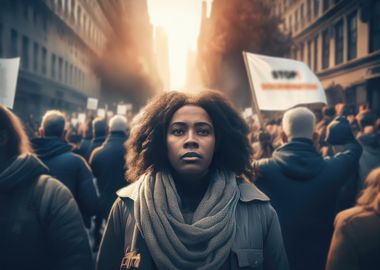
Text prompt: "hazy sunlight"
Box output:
[[147, 0, 211, 90]]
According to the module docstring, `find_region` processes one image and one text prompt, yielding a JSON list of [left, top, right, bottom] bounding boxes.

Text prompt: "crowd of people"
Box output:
[[0, 90, 379, 270]]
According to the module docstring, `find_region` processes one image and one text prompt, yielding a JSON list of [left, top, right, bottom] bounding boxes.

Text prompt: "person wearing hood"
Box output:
[[0, 105, 94, 270], [356, 111, 380, 190], [88, 117, 107, 159], [253, 107, 362, 270], [89, 115, 129, 251], [32, 110, 99, 227]]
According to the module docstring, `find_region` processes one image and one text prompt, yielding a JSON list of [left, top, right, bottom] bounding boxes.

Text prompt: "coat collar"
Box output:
[[117, 178, 269, 202]]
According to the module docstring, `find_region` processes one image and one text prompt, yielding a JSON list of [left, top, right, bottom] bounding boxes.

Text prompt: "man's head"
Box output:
[[282, 107, 316, 141], [92, 117, 107, 138], [109, 115, 127, 133], [40, 110, 66, 138]]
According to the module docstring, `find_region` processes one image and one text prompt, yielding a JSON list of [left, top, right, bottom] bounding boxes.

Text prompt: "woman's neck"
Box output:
[[172, 170, 211, 212]]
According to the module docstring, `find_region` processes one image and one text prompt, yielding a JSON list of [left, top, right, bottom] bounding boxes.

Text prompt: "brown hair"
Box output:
[[0, 105, 33, 158], [126, 90, 254, 182], [357, 167, 380, 209]]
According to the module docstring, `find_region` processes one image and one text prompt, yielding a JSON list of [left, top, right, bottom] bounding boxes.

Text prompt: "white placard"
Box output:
[[87, 97, 98, 110], [71, 118, 79, 126], [244, 108, 253, 117], [117, 105, 127, 115], [97, 108, 105, 118], [0, 58, 20, 108], [78, 113, 86, 124], [125, 104, 133, 111], [243, 52, 327, 111]]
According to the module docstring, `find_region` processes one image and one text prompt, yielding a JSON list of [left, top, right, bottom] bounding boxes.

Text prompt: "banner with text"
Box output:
[[243, 52, 327, 111], [87, 97, 98, 110], [0, 58, 20, 109]]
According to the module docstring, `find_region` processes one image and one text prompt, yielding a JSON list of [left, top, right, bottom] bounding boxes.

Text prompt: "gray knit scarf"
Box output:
[[134, 170, 240, 270]]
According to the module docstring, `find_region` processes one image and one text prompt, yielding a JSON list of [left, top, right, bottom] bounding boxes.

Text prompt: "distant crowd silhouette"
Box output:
[[1, 92, 380, 270]]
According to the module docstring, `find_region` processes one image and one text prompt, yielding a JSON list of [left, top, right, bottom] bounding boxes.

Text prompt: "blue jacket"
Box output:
[[32, 137, 99, 221], [254, 138, 362, 270]]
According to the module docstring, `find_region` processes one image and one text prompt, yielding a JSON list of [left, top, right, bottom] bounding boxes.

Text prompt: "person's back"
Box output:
[[31, 111, 98, 224], [89, 116, 128, 219], [88, 117, 107, 159], [0, 105, 94, 270], [326, 168, 380, 270], [254, 108, 362, 270]]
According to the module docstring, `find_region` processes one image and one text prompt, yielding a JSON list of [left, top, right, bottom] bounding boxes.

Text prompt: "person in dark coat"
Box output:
[[88, 117, 107, 159], [76, 117, 94, 161], [97, 91, 289, 270], [253, 107, 362, 270], [90, 115, 128, 219], [89, 115, 128, 251], [326, 167, 380, 270], [356, 111, 380, 190], [32, 110, 99, 227], [0, 105, 94, 270]]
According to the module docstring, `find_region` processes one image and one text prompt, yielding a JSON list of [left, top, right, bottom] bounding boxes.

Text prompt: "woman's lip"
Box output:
[[182, 156, 201, 161]]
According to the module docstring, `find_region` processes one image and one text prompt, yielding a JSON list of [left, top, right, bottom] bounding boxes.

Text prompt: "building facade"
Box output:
[[0, 0, 110, 121], [275, 0, 380, 114]]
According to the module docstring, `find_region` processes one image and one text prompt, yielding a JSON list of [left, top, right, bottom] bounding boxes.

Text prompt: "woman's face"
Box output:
[[167, 105, 215, 179]]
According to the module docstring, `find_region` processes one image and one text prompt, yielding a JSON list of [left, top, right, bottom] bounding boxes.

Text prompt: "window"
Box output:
[[300, 4, 304, 28], [370, 1, 380, 52], [0, 24, 3, 56], [51, 54, 56, 78], [295, 9, 299, 32], [307, 40, 312, 67], [58, 57, 63, 81], [314, 0, 320, 18], [314, 35, 319, 71], [300, 43, 305, 61], [322, 29, 330, 69], [10, 29, 18, 57], [347, 12, 357, 60], [77, 6, 82, 26], [71, 0, 75, 20], [22, 36, 29, 69], [335, 20, 343, 65], [323, 0, 329, 12], [65, 62, 69, 83], [42, 47, 47, 75], [288, 15, 292, 32], [307, 0, 312, 22], [33, 42, 39, 72]]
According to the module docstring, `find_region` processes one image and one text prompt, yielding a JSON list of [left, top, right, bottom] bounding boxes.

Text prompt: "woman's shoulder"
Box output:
[[116, 179, 143, 201], [237, 181, 270, 203]]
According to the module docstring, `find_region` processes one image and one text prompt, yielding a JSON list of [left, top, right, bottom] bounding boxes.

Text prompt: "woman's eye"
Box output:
[[172, 129, 184, 135], [197, 129, 210, 136]]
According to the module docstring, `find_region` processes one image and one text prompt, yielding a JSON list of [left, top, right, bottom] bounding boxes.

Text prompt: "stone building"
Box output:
[[275, 0, 380, 114], [0, 0, 110, 120]]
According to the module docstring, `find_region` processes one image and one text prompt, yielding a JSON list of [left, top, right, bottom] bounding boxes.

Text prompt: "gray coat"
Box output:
[[97, 179, 289, 270]]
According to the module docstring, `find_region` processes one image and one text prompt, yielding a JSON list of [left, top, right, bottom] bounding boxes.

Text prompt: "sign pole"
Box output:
[[242, 51, 264, 128]]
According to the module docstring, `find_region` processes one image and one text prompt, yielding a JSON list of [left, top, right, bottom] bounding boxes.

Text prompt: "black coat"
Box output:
[[0, 154, 94, 270], [253, 138, 362, 270], [89, 132, 128, 218], [32, 137, 99, 220]]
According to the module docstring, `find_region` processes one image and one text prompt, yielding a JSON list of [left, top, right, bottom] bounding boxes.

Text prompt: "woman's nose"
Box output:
[[184, 130, 198, 148]]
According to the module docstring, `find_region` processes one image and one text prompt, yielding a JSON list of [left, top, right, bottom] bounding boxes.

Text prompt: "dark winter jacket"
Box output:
[[97, 179, 289, 270], [76, 138, 92, 161], [253, 138, 362, 270], [32, 137, 99, 221], [89, 132, 128, 218], [0, 154, 94, 270], [88, 136, 106, 159], [358, 133, 380, 189]]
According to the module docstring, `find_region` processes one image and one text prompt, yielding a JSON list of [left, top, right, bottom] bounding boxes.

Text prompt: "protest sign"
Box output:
[[243, 52, 327, 111], [0, 58, 20, 108], [87, 97, 98, 110], [78, 113, 86, 124], [117, 104, 127, 115], [97, 108, 105, 118]]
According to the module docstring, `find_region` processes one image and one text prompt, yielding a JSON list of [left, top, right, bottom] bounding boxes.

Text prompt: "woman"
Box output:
[[97, 91, 288, 270], [326, 167, 380, 270], [0, 105, 94, 270]]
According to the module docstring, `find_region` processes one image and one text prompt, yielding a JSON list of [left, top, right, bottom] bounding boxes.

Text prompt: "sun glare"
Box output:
[[148, 0, 211, 90]]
